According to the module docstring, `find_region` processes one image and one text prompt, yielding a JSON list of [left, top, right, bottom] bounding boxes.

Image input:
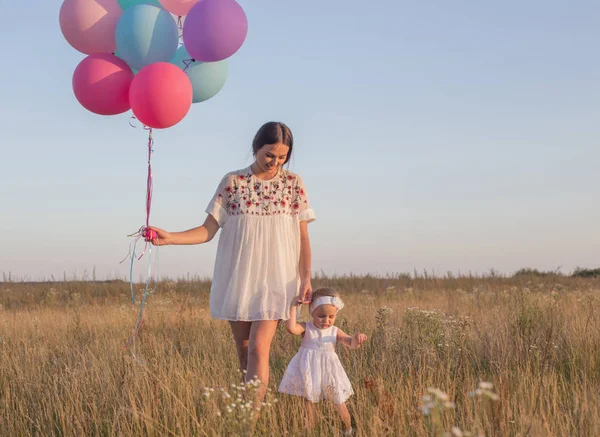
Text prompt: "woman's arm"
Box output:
[[149, 214, 220, 246], [298, 221, 312, 303], [336, 328, 368, 349]]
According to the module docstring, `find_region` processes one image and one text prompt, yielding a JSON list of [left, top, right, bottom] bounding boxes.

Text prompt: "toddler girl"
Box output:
[[279, 287, 367, 435]]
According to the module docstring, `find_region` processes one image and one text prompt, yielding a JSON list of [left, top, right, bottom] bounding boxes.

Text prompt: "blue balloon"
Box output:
[[170, 46, 228, 103], [170, 45, 195, 70], [118, 0, 162, 10], [115, 5, 179, 71], [114, 50, 138, 74]]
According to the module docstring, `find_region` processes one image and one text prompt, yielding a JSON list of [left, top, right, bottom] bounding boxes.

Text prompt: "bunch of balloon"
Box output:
[[59, 0, 248, 128], [59, 0, 248, 362]]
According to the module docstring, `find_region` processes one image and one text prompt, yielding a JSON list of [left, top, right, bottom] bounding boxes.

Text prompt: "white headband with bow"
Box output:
[[309, 296, 345, 314]]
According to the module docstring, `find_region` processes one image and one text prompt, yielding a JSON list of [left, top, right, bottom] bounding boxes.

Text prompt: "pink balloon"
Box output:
[[130, 63, 193, 129], [158, 0, 199, 16], [59, 0, 122, 54], [72, 53, 134, 115], [183, 0, 248, 62]]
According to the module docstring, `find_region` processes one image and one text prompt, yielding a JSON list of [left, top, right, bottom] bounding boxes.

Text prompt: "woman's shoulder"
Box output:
[[218, 167, 253, 183], [279, 168, 305, 184]]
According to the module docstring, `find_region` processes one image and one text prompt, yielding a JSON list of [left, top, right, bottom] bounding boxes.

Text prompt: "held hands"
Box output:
[[298, 279, 312, 305]]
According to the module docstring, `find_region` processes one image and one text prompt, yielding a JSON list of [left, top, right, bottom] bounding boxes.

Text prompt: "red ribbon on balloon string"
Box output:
[[145, 128, 154, 231]]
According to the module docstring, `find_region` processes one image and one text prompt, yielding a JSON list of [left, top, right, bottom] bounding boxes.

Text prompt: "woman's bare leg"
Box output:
[[246, 320, 279, 401], [229, 321, 251, 377]]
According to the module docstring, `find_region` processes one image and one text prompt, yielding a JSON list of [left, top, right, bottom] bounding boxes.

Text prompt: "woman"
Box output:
[[150, 121, 315, 401]]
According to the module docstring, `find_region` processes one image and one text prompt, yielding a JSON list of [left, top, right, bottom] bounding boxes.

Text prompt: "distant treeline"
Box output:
[[3, 267, 600, 284], [513, 267, 600, 278]]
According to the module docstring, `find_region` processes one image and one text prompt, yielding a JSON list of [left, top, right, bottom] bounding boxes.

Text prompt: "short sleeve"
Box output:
[[295, 175, 316, 223], [205, 174, 231, 227]]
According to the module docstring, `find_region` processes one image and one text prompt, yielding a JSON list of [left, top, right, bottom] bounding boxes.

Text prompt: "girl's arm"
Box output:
[[298, 221, 313, 303], [337, 328, 368, 349], [149, 214, 220, 246], [285, 298, 306, 335]]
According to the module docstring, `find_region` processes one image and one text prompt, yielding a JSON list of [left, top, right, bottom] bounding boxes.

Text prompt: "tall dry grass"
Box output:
[[1, 274, 599, 436]]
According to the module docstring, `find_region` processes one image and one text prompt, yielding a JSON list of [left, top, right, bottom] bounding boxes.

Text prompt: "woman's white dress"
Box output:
[[278, 321, 354, 404], [206, 166, 315, 321]]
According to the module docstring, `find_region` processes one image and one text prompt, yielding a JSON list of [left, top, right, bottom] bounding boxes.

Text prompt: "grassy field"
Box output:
[[1, 274, 599, 436]]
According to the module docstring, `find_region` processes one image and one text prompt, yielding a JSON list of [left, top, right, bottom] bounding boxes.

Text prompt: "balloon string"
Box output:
[[177, 16, 184, 40], [119, 126, 159, 365], [182, 58, 195, 72], [124, 242, 157, 366]]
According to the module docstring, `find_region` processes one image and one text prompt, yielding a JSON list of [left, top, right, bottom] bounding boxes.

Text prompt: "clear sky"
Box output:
[[1, 0, 599, 281]]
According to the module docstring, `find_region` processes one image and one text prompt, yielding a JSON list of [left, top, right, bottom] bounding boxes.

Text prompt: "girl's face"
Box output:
[[311, 304, 338, 329], [254, 142, 289, 177]]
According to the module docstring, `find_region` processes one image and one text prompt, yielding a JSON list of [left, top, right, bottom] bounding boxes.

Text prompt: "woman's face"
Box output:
[[254, 142, 289, 177]]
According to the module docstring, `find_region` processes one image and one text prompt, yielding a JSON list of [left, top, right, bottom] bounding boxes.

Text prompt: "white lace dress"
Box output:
[[278, 321, 354, 404], [206, 166, 315, 321]]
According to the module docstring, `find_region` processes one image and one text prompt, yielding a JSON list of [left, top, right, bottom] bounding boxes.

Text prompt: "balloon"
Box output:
[[118, 0, 161, 10], [114, 50, 138, 73], [129, 62, 193, 129], [171, 46, 228, 103], [188, 61, 228, 103], [170, 44, 194, 69], [115, 4, 178, 71], [183, 0, 248, 62], [59, 0, 122, 54], [72, 53, 134, 115], [158, 0, 198, 16]]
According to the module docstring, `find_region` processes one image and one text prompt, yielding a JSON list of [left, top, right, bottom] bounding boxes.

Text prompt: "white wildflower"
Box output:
[[479, 381, 493, 390], [451, 427, 464, 437], [482, 390, 499, 401], [427, 387, 450, 402]]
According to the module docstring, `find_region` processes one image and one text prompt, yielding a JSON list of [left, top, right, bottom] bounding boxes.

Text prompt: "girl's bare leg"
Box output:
[[246, 320, 279, 401], [334, 403, 352, 432], [304, 399, 316, 430]]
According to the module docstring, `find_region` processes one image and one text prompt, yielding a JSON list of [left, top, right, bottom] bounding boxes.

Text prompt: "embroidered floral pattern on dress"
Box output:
[[218, 170, 309, 216]]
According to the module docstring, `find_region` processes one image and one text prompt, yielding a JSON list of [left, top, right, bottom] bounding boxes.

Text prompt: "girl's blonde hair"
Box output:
[[310, 287, 341, 301]]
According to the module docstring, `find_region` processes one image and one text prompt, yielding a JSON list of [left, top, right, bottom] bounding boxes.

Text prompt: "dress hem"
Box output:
[[277, 389, 352, 405], [210, 315, 286, 322]]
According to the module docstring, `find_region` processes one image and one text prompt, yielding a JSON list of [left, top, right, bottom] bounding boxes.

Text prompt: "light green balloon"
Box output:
[[118, 0, 162, 11], [188, 61, 228, 103], [170, 45, 228, 103]]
